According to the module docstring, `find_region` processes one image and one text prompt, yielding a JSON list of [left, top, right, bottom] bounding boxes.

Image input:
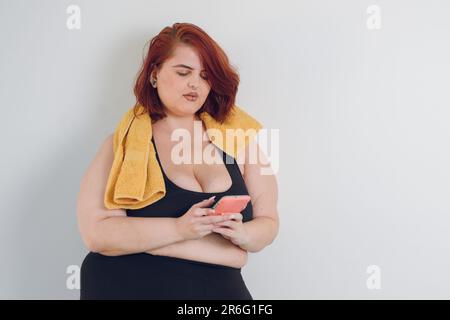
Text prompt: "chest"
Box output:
[[152, 131, 245, 194]]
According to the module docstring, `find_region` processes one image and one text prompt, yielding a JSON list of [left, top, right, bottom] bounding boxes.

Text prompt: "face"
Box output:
[[152, 44, 211, 118]]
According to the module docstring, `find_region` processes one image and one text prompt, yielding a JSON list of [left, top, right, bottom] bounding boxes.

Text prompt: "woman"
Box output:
[[77, 22, 279, 300]]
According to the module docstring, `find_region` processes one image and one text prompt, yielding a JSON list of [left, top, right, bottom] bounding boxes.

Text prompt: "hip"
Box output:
[[80, 252, 252, 300]]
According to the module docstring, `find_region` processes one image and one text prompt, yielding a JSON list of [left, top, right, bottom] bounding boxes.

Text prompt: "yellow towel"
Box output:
[[104, 104, 263, 210]]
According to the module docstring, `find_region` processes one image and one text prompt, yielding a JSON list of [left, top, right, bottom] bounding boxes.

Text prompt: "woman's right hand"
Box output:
[[175, 196, 232, 241]]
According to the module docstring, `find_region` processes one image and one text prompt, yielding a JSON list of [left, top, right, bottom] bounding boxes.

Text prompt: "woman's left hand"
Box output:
[[212, 213, 250, 247]]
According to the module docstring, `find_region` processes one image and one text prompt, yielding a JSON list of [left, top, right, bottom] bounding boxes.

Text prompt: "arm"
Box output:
[[76, 134, 184, 256], [240, 217, 278, 253], [238, 137, 280, 253], [146, 233, 248, 268]]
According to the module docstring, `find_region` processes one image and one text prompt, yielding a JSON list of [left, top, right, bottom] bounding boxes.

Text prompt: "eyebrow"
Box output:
[[172, 64, 205, 71]]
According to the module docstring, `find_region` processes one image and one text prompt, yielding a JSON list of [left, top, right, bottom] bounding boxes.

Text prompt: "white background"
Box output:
[[0, 0, 449, 299]]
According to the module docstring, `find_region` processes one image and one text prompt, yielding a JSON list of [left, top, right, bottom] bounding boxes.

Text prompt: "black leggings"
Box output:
[[80, 252, 253, 300]]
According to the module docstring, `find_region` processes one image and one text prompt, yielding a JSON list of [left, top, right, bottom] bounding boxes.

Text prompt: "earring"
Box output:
[[150, 77, 157, 88]]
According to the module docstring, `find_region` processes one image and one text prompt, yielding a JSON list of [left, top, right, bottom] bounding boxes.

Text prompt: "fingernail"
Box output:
[[209, 196, 216, 200]]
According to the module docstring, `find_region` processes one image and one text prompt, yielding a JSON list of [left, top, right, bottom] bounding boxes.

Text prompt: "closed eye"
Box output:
[[177, 71, 208, 80]]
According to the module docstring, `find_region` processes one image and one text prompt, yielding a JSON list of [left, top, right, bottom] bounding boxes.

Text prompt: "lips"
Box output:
[[183, 93, 198, 98], [183, 93, 198, 101], [184, 95, 198, 101]]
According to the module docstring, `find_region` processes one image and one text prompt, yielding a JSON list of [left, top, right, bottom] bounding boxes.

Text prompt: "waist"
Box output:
[[85, 251, 242, 272]]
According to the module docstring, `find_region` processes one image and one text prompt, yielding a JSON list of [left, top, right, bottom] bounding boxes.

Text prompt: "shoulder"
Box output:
[[96, 133, 115, 163], [103, 133, 114, 151], [80, 133, 114, 187]]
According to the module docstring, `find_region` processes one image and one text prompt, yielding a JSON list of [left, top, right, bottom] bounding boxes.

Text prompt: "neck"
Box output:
[[154, 112, 202, 137]]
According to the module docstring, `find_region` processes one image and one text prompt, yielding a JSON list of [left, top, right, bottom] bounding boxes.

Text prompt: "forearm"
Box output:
[[146, 233, 248, 268], [240, 216, 279, 253], [92, 216, 184, 256]]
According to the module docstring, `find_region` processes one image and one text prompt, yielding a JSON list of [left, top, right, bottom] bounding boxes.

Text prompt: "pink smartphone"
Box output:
[[211, 195, 251, 215]]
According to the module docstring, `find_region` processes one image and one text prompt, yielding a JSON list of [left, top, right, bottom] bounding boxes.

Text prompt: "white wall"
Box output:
[[1, 0, 449, 299]]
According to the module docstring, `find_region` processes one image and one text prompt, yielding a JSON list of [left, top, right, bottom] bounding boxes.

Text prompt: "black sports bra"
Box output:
[[126, 136, 253, 223]]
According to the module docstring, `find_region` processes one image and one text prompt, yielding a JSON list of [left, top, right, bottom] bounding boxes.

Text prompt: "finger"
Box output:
[[224, 213, 243, 221], [197, 224, 217, 232], [194, 208, 216, 217], [198, 214, 228, 225], [212, 227, 234, 237], [191, 196, 216, 208], [213, 220, 236, 228]]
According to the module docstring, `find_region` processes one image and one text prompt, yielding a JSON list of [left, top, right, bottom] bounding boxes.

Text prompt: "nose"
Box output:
[[187, 74, 202, 89]]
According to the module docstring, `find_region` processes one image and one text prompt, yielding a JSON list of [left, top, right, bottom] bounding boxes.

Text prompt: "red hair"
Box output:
[[133, 22, 240, 124]]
